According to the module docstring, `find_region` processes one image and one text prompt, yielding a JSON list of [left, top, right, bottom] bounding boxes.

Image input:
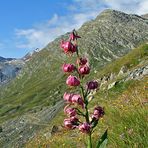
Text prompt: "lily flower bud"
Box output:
[[66, 75, 80, 86]]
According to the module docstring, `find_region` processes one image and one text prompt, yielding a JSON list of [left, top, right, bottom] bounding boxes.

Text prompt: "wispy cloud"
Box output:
[[15, 11, 99, 50], [15, 0, 148, 51]]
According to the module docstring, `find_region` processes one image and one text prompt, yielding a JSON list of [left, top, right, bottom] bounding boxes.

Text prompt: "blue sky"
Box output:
[[0, 0, 148, 58]]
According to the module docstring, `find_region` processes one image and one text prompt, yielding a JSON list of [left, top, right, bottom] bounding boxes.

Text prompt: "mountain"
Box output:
[[0, 56, 24, 85], [22, 48, 41, 62], [47, 9, 148, 67], [0, 9, 148, 147], [141, 13, 148, 19], [0, 48, 41, 86], [0, 56, 15, 62]]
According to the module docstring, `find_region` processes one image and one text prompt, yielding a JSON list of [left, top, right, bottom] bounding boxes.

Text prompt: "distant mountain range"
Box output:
[[0, 56, 15, 62], [0, 48, 41, 85], [0, 57, 24, 85]]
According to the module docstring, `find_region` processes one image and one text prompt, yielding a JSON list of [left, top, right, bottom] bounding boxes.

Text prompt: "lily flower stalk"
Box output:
[[60, 30, 105, 148]]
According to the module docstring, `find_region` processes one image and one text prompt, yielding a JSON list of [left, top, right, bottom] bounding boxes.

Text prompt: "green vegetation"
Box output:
[[26, 76, 148, 148], [26, 44, 148, 147], [0, 49, 66, 123]]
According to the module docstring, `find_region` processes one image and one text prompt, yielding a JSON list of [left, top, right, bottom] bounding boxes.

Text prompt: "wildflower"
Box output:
[[61, 30, 106, 147], [64, 106, 77, 117], [69, 31, 81, 41], [71, 94, 84, 108], [70, 116, 79, 124], [62, 64, 75, 73], [60, 41, 77, 54], [86, 80, 99, 90], [63, 92, 73, 103], [92, 106, 104, 120], [66, 75, 80, 86], [77, 57, 87, 66], [79, 122, 91, 134], [78, 65, 90, 75], [64, 118, 76, 129]]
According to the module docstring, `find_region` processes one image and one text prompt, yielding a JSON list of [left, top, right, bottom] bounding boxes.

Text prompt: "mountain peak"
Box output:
[[100, 9, 122, 14]]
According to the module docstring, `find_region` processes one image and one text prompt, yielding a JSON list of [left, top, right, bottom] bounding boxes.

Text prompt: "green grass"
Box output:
[[26, 77, 148, 148]]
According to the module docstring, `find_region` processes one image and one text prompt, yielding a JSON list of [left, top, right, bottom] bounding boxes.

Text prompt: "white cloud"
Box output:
[[73, 0, 148, 14], [137, 0, 148, 14], [15, 11, 99, 50], [104, 0, 148, 14], [15, 0, 148, 51]]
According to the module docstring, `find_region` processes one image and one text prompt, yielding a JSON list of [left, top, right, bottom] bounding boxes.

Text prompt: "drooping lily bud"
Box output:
[[71, 94, 84, 108], [63, 92, 73, 103], [64, 118, 76, 129], [79, 122, 91, 134], [71, 44, 77, 53], [64, 106, 77, 117], [77, 57, 87, 66], [70, 116, 79, 124], [78, 65, 90, 75], [62, 64, 75, 73], [66, 75, 80, 86], [86, 80, 99, 90], [92, 106, 104, 120], [69, 31, 81, 41], [60, 40, 77, 54]]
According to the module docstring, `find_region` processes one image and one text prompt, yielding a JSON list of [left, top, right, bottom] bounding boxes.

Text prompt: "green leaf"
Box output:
[[96, 129, 108, 148]]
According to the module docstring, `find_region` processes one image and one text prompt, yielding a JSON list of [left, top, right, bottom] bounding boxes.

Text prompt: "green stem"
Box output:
[[75, 38, 92, 148], [87, 132, 92, 148]]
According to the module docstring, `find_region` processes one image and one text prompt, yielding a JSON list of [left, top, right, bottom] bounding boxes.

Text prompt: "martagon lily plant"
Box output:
[[60, 30, 108, 148]]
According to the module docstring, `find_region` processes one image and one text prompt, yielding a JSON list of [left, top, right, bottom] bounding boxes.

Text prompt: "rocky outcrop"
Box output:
[[125, 65, 148, 81], [104, 64, 148, 90]]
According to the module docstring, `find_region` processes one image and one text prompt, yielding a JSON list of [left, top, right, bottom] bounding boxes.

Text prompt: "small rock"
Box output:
[[118, 66, 127, 76], [108, 81, 118, 90], [51, 125, 59, 135], [44, 132, 52, 139], [142, 67, 148, 75], [109, 73, 115, 81]]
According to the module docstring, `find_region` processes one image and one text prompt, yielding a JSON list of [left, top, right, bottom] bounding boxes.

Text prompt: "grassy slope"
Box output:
[[26, 44, 148, 147], [0, 50, 67, 123]]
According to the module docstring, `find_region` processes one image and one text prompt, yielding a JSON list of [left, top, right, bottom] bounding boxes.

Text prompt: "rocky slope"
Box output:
[[0, 9, 148, 147], [0, 57, 24, 85]]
